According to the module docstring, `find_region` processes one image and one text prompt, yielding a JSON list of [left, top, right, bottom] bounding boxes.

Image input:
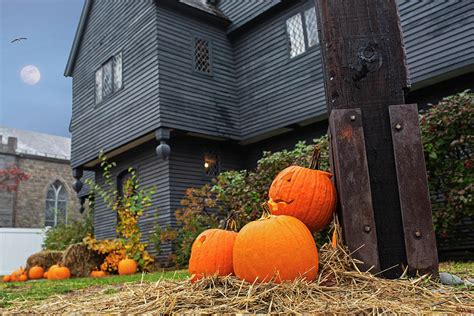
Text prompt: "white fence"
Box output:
[[0, 228, 45, 275]]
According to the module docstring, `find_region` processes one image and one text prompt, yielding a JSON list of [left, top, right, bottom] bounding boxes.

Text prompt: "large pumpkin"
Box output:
[[53, 267, 71, 280], [47, 265, 61, 280], [118, 258, 137, 275], [268, 146, 336, 232], [28, 266, 45, 280], [188, 220, 238, 282], [233, 210, 319, 283]]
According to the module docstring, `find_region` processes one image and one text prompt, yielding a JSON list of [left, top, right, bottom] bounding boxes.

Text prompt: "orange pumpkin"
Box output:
[[51, 267, 71, 280], [90, 270, 107, 278], [268, 146, 336, 232], [3, 275, 11, 282], [233, 207, 319, 283], [43, 272, 48, 279], [189, 217, 238, 282], [118, 259, 137, 275], [47, 265, 60, 280], [28, 266, 45, 280], [19, 274, 28, 282], [10, 267, 25, 282]]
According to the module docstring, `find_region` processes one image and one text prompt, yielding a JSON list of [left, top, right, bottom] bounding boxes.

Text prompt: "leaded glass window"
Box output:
[[194, 37, 211, 74], [286, 7, 319, 58], [102, 59, 113, 97], [305, 7, 318, 47], [95, 52, 123, 104], [287, 13, 306, 58], [95, 68, 103, 103], [113, 52, 123, 90], [45, 180, 67, 227]]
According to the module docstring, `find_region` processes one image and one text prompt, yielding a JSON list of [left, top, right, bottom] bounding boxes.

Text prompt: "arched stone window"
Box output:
[[45, 180, 68, 227]]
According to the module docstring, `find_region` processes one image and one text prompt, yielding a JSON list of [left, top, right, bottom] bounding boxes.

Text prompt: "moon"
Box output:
[[20, 65, 41, 85]]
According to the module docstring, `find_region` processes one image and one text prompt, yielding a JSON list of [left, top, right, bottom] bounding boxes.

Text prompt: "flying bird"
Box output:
[[10, 37, 27, 43]]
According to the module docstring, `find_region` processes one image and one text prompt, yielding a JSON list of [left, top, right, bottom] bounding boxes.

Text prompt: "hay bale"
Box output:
[[25, 250, 63, 271], [61, 243, 104, 278]]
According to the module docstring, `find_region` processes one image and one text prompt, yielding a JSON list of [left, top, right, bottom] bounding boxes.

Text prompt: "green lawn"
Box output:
[[0, 270, 189, 308], [439, 261, 474, 277]]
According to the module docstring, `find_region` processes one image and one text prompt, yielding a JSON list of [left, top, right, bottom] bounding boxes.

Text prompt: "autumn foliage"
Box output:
[[0, 165, 29, 192], [84, 153, 154, 273]]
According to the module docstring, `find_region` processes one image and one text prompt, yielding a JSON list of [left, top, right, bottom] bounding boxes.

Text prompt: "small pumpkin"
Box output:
[[28, 266, 45, 280], [233, 204, 319, 283], [43, 272, 48, 279], [189, 213, 238, 282], [118, 258, 137, 275], [19, 274, 28, 282], [90, 270, 107, 278], [3, 275, 11, 282], [268, 146, 336, 232], [10, 267, 25, 282]]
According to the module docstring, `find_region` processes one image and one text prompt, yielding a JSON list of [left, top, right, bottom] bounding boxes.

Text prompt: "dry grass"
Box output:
[[5, 239, 473, 314]]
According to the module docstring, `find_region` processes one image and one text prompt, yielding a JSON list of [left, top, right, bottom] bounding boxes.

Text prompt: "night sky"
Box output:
[[1, 0, 84, 137]]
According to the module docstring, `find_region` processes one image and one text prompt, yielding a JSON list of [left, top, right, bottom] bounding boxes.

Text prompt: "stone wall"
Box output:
[[13, 155, 82, 228]]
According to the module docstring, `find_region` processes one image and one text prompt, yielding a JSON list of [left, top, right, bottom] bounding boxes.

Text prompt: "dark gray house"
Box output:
[[65, 0, 474, 255]]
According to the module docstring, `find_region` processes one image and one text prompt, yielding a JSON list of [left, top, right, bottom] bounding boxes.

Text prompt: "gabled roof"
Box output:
[[64, 0, 228, 77], [64, 0, 92, 77], [0, 126, 71, 160]]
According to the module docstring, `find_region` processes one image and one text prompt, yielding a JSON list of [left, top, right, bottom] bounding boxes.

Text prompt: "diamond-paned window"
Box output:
[[113, 52, 123, 90], [287, 13, 306, 58], [102, 60, 113, 97], [45, 180, 68, 227], [305, 7, 318, 47], [95, 68, 103, 103], [95, 52, 123, 104], [286, 7, 319, 58], [204, 151, 219, 177], [194, 37, 211, 74]]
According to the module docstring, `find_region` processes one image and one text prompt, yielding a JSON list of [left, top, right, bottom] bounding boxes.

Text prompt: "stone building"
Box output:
[[0, 126, 82, 228]]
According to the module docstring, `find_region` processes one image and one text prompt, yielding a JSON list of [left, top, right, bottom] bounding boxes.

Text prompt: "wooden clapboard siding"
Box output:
[[168, 136, 244, 227], [233, 0, 326, 141], [398, 0, 474, 86], [218, 0, 281, 32], [156, 4, 239, 139], [92, 140, 171, 248], [70, 0, 160, 168]]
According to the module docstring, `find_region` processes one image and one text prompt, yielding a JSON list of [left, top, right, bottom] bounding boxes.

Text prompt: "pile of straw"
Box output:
[[62, 243, 104, 278], [25, 250, 63, 271], [6, 242, 473, 314]]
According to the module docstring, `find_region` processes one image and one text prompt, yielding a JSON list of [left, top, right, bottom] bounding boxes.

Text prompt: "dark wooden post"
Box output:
[[315, 0, 438, 277]]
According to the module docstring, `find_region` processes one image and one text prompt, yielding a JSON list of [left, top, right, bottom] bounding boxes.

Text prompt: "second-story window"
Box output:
[[194, 37, 212, 74], [95, 52, 122, 104], [286, 7, 318, 58]]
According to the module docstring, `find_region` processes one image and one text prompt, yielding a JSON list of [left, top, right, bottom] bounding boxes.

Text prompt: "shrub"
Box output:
[[420, 90, 473, 236], [163, 136, 329, 267], [43, 210, 93, 251], [84, 152, 155, 272]]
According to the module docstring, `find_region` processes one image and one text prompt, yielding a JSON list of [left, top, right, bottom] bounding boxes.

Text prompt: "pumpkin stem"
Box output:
[[261, 202, 271, 218], [224, 211, 238, 231], [309, 145, 321, 170]]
